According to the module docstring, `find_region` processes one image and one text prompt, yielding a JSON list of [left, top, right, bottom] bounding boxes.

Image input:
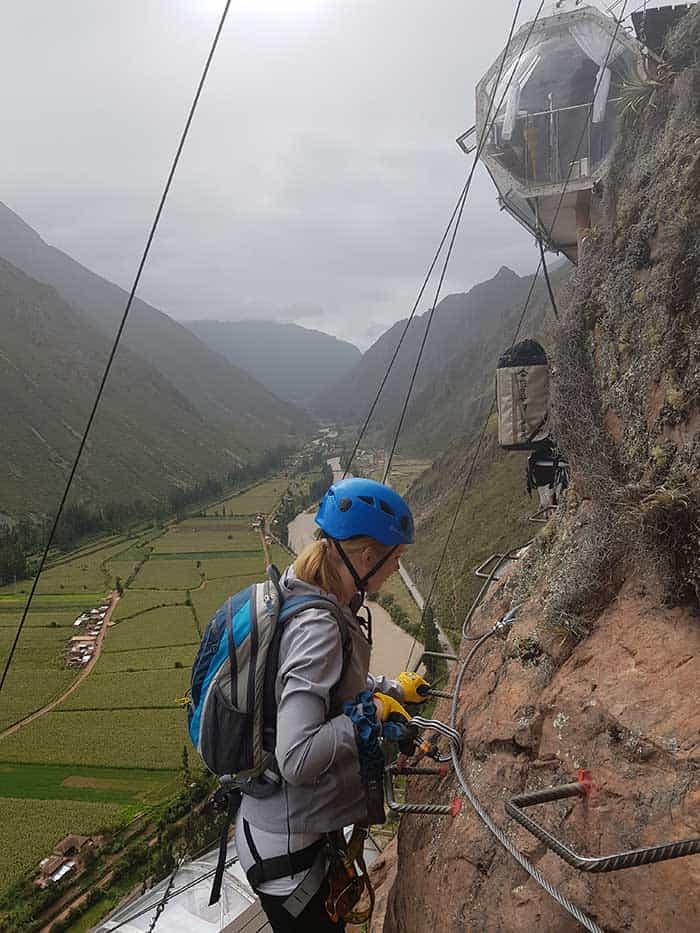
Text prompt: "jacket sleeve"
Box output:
[[275, 609, 359, 787]]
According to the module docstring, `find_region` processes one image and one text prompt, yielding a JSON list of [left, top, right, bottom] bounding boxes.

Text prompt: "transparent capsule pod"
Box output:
[[462, 2, 645, 261]]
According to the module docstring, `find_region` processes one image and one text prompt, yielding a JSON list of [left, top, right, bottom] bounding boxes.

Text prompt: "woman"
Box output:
[[236, 477, 428, 932]]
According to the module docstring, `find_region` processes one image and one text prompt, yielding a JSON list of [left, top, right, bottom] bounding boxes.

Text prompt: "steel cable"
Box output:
[[346, 0, 546, 480], [0, 0, 233, 695], [448, 634, 604, 933]]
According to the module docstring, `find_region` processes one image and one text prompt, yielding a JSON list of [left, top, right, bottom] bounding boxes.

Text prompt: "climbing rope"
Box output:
[[0, 0, 233, 695]]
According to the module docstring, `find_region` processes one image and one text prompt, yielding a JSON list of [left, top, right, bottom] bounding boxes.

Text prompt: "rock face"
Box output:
[[378, 10, 700, 932]]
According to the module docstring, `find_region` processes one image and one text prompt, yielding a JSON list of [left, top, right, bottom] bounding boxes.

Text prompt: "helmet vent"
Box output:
[[400, 515, 410, 531], [338, 498, 353, 512], [379, 500, 395, 516], [358, 495, 374, 506]]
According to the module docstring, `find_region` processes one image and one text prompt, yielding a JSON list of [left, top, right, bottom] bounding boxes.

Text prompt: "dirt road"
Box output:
[[0, 592, 119, 741]]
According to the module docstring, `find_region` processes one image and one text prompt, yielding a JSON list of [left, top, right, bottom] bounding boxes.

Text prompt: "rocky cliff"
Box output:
[[376, 11, 700, 932]]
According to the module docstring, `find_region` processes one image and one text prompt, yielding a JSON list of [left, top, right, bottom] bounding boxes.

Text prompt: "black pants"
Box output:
[[256, 879, 345, 933]]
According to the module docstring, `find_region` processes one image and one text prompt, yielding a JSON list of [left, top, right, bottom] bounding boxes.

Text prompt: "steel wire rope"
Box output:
[[381, 0, 548, 484], [448, 634, 604, 933], [344, 0, 543, 480], [404, 262, 543, 671], [342, 182, 472, 480], [0, 0, 233, 695]]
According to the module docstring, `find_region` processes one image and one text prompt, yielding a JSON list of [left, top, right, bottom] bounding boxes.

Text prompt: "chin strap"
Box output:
[[330, 538, 396, 646]]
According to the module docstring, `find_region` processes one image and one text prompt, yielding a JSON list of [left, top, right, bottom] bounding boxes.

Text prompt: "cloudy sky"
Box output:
[[3, 0, 546, 348]]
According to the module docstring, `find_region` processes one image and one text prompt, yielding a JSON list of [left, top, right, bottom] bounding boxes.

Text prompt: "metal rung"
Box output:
[[428, 688, 454, 700], [411, 649, 458, 673], [385, 767, 462, 817], [506, 770, 700, 873]]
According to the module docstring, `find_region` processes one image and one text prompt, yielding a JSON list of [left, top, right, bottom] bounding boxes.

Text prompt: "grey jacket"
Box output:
[[240, 567, 372, 834]]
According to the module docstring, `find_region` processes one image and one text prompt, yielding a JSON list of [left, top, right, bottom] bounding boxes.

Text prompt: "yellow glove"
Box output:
[[373, 692, 410, 723], [398, 671, 431, 704]]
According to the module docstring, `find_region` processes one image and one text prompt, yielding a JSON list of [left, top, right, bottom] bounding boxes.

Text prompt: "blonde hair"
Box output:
[[294, 534, 392, 600]]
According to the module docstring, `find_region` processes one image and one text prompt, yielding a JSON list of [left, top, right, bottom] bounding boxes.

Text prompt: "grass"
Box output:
[[0, 709, 188, 768], [0, 763, 178, 805], [129, 558, 203, 591], [191, 577, 259, 625], [95, 645, 198, 673], [62, 669, 190, 710], [0, 797, 125, 890], [111, 590, 186, 621], [206, 478, 288, 516], [152, 527, 261, 553], [105, 606, 199, 652], [0, 669, 76, 731]]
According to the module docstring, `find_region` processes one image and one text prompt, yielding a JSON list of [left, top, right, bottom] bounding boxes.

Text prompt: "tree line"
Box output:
[[0, 447, 292, 586]]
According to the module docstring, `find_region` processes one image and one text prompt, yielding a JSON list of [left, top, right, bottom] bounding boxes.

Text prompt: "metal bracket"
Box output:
[[506, 771, 700, 872], [385, 766, 462, 817], [528, 505, 557, 524]]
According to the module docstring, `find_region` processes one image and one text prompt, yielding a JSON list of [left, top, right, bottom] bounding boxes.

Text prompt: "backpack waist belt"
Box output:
[[243, 819, 326, 889]]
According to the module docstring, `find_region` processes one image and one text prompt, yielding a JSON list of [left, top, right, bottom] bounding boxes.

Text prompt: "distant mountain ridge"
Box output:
[[182, 319, 361, 406], [314, 265, 560, 455], [0, 256, 259, 516], [0, 201, 310, 438]]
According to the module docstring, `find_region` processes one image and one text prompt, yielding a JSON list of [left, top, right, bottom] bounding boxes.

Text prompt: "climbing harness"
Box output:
[[325, 827, 375, 925]]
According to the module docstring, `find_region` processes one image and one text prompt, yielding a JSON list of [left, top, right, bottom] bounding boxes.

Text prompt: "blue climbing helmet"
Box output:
[[315, 477, 414, 546]]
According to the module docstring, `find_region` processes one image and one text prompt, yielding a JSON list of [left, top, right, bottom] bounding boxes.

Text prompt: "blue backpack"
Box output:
[[188, 566, 350, 785]]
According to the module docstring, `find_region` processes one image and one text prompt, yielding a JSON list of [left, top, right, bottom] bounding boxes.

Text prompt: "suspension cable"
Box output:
[[404, 260, 542, 670], [449, 634, 604, 933], [346, 0, 545, 480], [0, 0, 233, 696]]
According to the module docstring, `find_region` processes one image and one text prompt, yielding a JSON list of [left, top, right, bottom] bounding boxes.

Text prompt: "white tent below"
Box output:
[[96, 843, 269, 933]]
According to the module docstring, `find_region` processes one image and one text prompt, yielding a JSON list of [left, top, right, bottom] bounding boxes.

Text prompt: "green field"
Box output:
[[105, 606, 199, 652], [111, 590, 185, 621], [95, 644, 198, 673], [0, 471, 288, 897], [206, 478, 289, 516], [0, 709, 187, 768], [62, 669, 190, 710], [0, 763, 178, 805], [129, 558, 203, 591], [0, 797, 125, 890]]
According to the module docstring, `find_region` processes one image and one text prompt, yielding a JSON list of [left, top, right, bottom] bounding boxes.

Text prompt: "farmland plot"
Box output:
[[192, 577, 260, 625], [207, 478, 287, 516], [129, 558, 202, 591], [96, 644, 197, 673], [0, 797, 124, 890], [152, 528, 260, 554], [105, 606, 198, 652], [0, 763, 177, 806], [111, 590, 185, 621], [0, 669, 75, 731], [0, 708, 187, 768], [36, 539, 133, 594], [63, 668, 190, 710]]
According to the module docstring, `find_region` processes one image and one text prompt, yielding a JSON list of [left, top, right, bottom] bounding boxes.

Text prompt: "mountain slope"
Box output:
[[313, 266, 553, 454], [183, 319, 361, 406], [377, 10, 700, 932], [0, 257, 261, 516], [0, 202, 309, 438]]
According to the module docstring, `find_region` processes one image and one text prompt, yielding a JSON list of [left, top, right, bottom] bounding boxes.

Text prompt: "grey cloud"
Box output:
[[2, 0, 543, 347]]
